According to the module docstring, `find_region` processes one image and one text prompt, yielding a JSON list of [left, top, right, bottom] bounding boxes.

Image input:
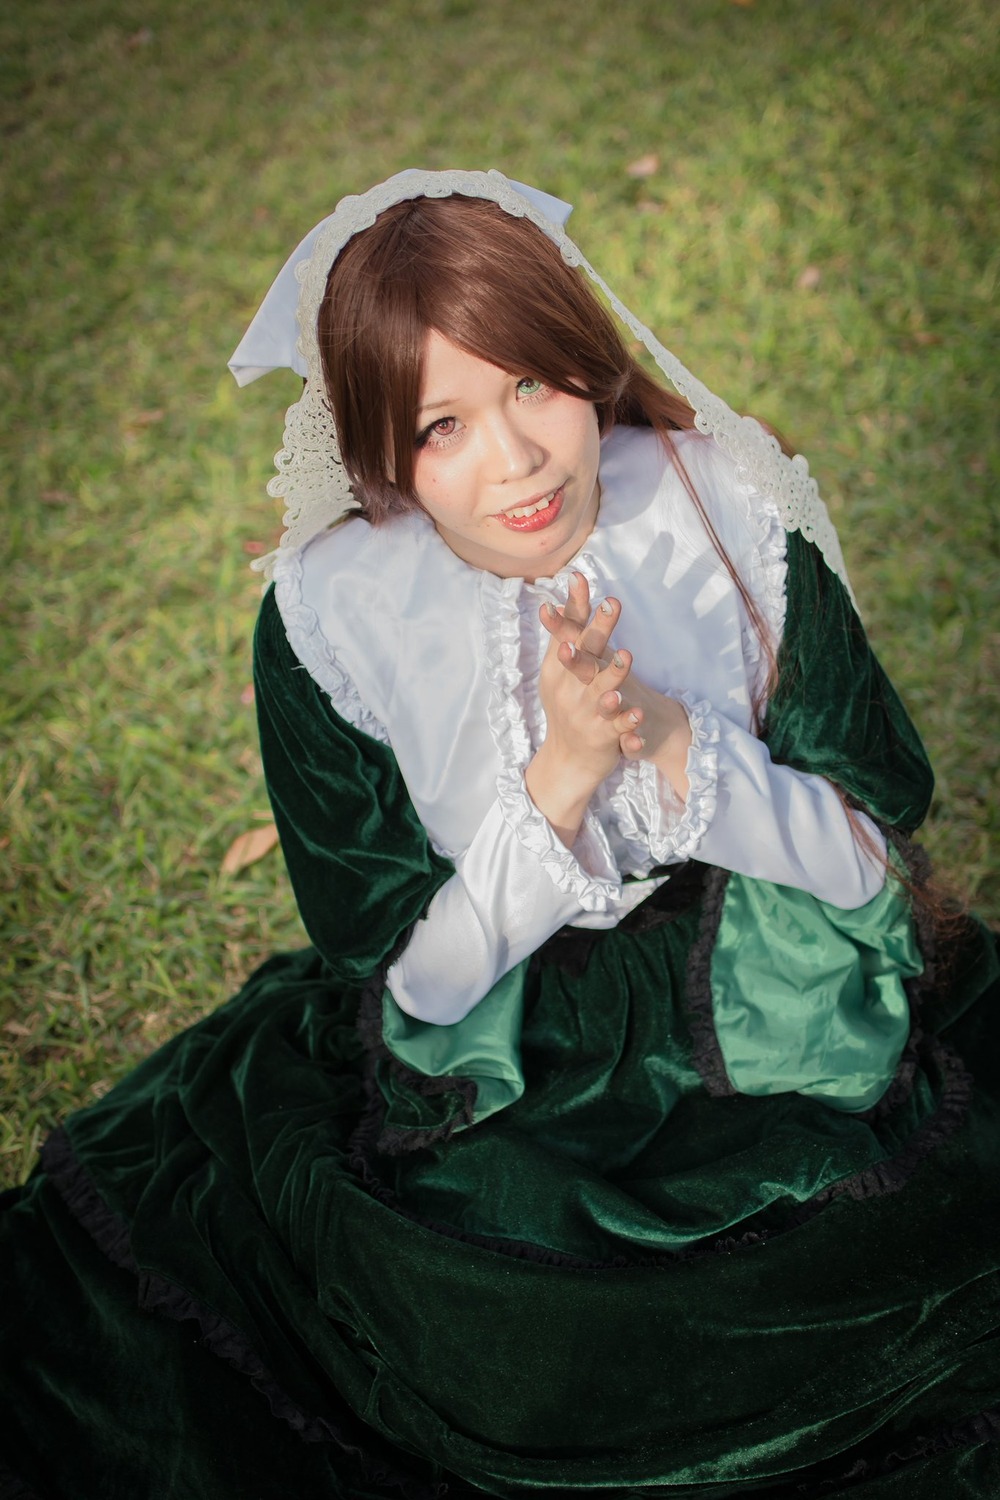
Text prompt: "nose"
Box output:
[[482, 409, 545, 483]]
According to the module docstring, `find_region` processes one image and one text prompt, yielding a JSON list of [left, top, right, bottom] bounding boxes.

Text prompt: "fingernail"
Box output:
[[543, 601, 556, 616], [567, 641, 577, 658], [612, 652, 625, 668], [628, 710, 640, 725], [635, 735, 646, 749], [573, 570, 586, 585], [611, 690, 622, 707], [599, 598, 613, 616]]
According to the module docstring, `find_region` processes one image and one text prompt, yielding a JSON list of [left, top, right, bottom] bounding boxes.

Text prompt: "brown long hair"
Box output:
[[318, 194, 782, 713]]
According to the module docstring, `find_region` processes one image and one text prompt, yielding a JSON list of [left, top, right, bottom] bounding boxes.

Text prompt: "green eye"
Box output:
[[517, 377, 544, 397]]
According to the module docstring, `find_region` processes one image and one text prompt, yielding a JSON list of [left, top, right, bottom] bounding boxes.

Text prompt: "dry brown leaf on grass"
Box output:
[[626, 154, 659, 179], [220, 823, 280, 875]]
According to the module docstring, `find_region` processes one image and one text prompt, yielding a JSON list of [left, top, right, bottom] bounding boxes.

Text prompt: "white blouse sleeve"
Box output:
[[617, 702, 886, 909], [693, 713, 887, 906], [387, 782, 624, 1026]]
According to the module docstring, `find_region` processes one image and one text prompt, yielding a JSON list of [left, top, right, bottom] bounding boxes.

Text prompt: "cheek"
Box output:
[[412, 458, 464, 521], [555, 400, 600, 465]]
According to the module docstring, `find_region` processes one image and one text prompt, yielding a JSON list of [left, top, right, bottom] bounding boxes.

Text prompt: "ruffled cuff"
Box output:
[[495, 767, 622, 915], [610, 691, 720, 866]]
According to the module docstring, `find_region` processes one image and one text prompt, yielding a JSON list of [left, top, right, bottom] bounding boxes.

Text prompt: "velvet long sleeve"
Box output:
[[252, 590, 454, 982], [764, 529, 934, 832]]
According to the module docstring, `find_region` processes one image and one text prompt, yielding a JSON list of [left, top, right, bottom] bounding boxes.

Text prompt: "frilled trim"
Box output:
[[353, 926, 482, 1156], [685, 865, 738, 1097], [494, 767, 621, 913], [610, 691, 720, 869], [860, 833, 938, 1124], [741, 483, 789, 704], [786, 1404, 1000, 1498], [38, 1129, 446, 1499], [40, 1128, 139, 1273], [794, 1035, 972, 1215], [272, 545, 391, 746], [479, 565, 622, 915]]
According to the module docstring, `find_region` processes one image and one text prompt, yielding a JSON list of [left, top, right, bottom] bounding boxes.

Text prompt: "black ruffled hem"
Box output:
[[785, 1402, 1000, 1497], [685, 863, 736, 1096], [39, 1128, 448, 1500], [356, 964, 480, 1155]]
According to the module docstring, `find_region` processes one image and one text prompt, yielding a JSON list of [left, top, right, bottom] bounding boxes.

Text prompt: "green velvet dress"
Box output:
[[2, 513, 999, 1500]]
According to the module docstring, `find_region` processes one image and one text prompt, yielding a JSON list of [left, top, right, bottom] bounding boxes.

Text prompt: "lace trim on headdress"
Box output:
[[251, 168, 853, 603]]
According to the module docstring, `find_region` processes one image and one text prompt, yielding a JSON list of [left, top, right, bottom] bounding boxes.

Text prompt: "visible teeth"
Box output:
[[508, 492, 554, 520]]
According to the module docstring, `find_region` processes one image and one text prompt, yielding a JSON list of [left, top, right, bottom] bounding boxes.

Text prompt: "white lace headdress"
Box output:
[[230, 167, 850, 591]]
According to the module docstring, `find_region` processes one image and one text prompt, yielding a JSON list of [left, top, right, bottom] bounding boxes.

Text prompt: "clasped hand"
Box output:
[[524, 572, 692, 849]]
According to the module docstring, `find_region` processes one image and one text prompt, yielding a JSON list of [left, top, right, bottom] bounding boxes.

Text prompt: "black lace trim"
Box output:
[[684, 863, 736, 1096], [785, 1402, 1000, 1497], [355, 961, 479, 1156], [39, 1129, 447, 1500], [851, 833, 938, 1128], [780, 1034, 973, 1232]]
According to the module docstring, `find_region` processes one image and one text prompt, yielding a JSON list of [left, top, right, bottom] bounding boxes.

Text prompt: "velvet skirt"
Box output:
[[2, 894, 1000, 1500]]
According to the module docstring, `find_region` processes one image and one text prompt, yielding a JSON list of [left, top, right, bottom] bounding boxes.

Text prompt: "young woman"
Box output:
[[2, 168, 998, 1499]]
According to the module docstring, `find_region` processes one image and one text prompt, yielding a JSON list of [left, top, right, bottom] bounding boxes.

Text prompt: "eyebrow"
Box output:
[[417, 397, 456, 415]]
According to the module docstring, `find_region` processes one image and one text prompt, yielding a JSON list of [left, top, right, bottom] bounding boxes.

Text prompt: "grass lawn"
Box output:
[[1, 0, 997, 1187]]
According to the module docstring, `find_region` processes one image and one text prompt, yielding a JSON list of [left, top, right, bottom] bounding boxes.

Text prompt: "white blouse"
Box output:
[[274, 426, 886, 1024]]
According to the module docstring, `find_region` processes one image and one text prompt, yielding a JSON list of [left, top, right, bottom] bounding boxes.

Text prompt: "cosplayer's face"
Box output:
[[412, 331, 601, 580]]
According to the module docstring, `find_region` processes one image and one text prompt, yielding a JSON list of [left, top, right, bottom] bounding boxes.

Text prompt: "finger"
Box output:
[[598, 646, 632, 684], [620, 729, 647, 758], [614, 704, 643, 735], [540, 600, 581, 647], [557, 639, 602, 684], [577, 596, 621, 660], [597, 688, 624, 721], [574, 645, 631, 693], [561, 570, 591, 629]]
